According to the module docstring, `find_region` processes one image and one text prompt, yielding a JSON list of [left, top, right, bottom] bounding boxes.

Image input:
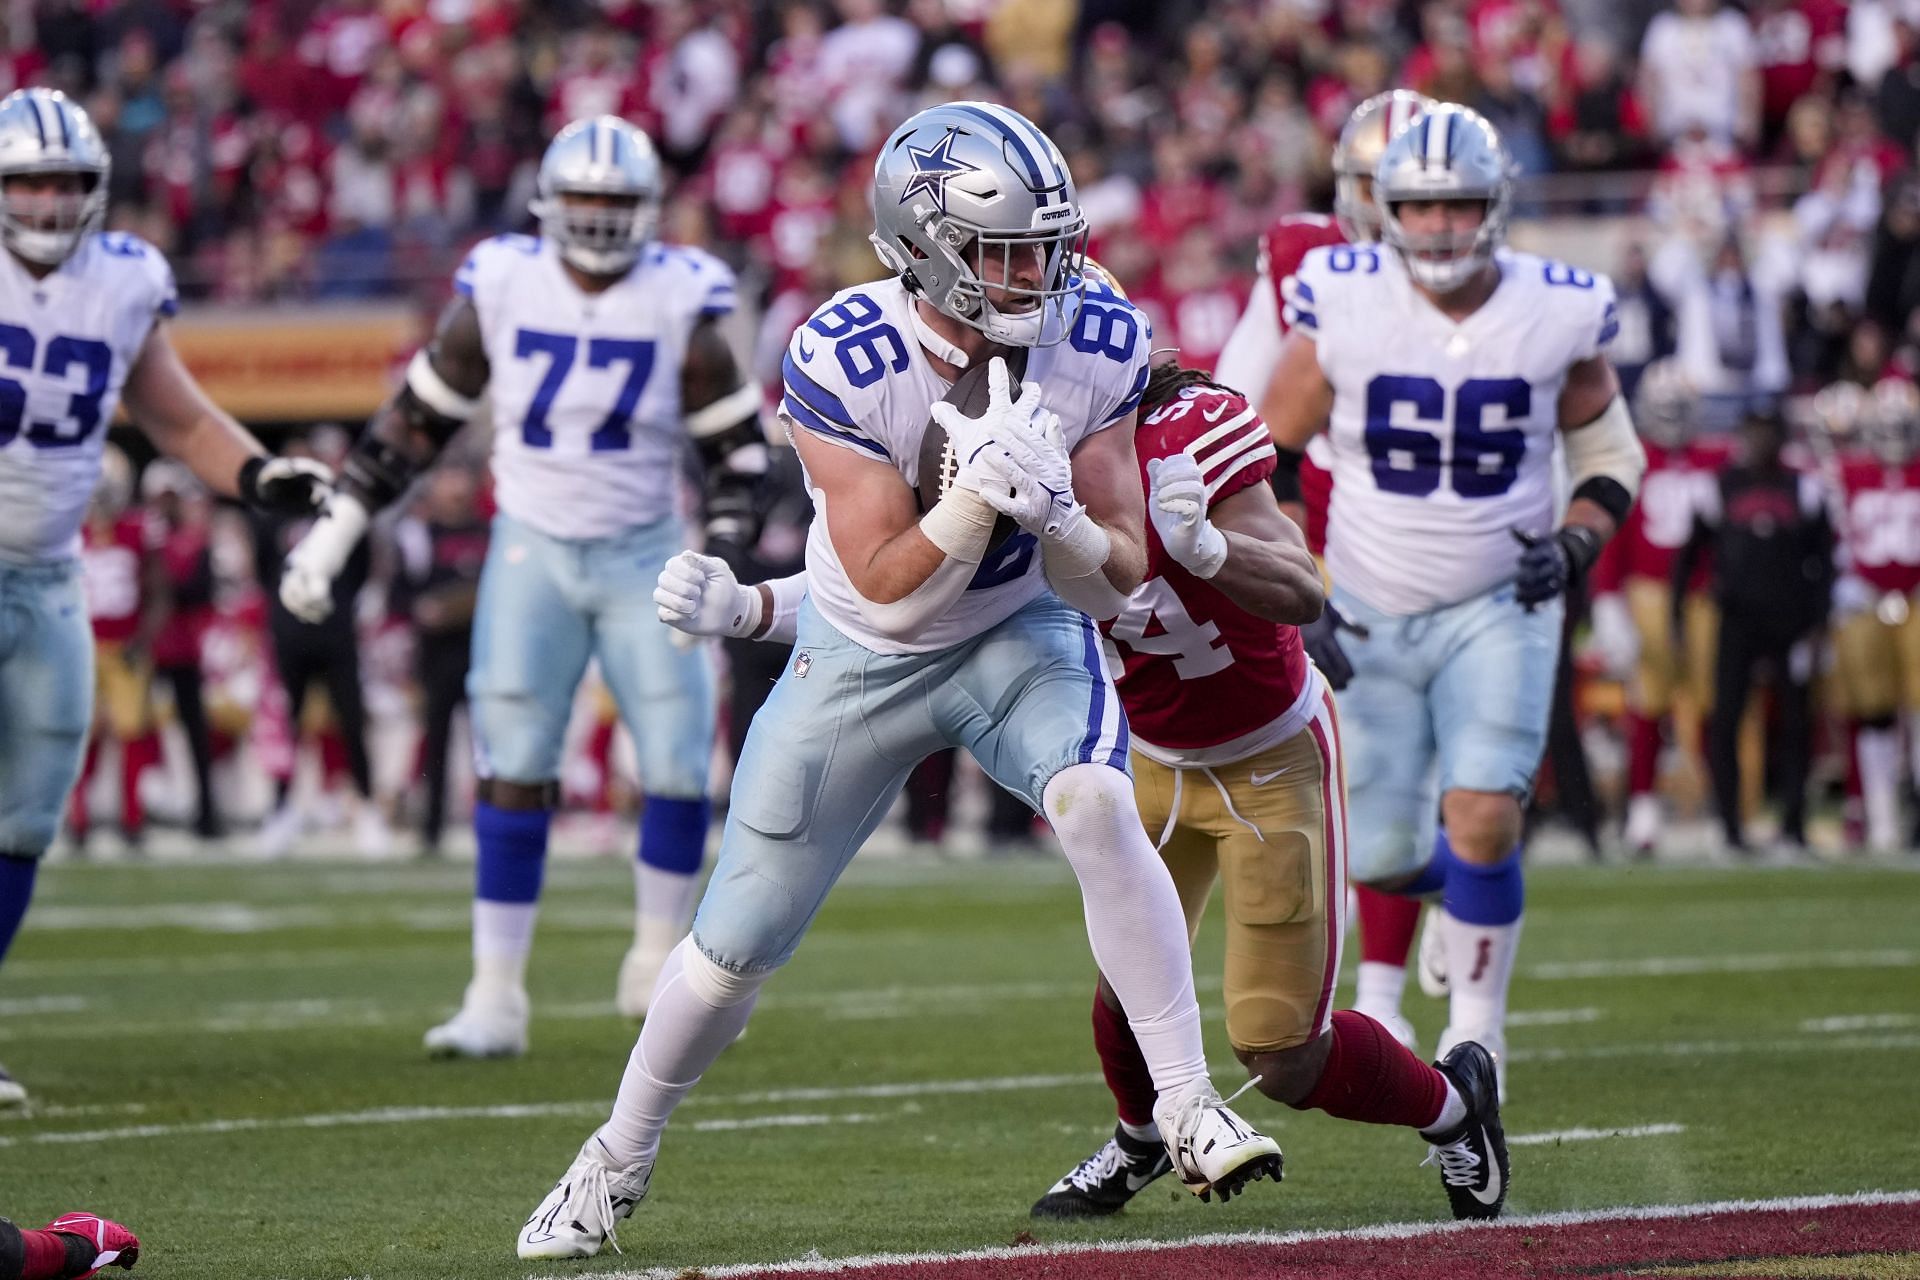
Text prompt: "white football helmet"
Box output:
[[1634, 359, 1697, 450], [1332, 90, 1430, 243], [0, 89, 110, 266], [1375, 103, 1514, 295], [529, 116, 661, 277]]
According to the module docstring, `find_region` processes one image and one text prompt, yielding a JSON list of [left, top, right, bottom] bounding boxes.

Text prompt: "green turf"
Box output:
[[1, 854, 1916, 1278]]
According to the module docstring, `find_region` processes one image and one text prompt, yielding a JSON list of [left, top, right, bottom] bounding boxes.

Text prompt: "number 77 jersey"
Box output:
[[1287, 243, 1618, 615]]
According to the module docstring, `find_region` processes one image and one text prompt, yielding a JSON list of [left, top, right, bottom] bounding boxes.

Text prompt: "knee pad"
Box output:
[[1042, 762, 1135, 836], [680, 938, 771, 1009]]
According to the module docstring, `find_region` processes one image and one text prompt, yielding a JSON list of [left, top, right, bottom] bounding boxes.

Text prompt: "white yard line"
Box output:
[[1504, 1007, 1602, 1027], [574, 1189, 1920, 1280], [1508, 1122, 1685, 1146], [1799, 1013, 1920, 1033], [1525, 949, 1918, 979]]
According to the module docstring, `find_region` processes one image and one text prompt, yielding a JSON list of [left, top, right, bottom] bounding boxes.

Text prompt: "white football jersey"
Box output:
[[1287, 244, 1618, 615], [0, 233, 177, 564], [457, 234, 737, 540], [781, 276, 1151, 655]]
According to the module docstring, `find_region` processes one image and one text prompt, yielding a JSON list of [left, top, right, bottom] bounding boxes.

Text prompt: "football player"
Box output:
[[656, 356, 1513, 1225], [0, 89, 329, 1109], [1586, 360, 1735, 855], [280, 116, 769, 1052], [1830, 379, 1920, 852], [514, 101, 1280, 1261], [70, 447, 168, 853], [1216, 89, 1431, 1052], [1260, 105, 1645, 1100]]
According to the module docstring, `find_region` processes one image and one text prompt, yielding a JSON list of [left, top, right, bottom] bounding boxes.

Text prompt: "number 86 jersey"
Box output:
[[1287, 243, 1618, 616]]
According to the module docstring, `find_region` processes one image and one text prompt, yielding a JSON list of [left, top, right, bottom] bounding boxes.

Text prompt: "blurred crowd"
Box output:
[[31, 0, 1920, 857]]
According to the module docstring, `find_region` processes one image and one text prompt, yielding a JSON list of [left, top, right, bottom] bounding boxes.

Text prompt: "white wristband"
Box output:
[[1043, 504, 1111, 581], [919, 486, 999, 564], [296, 493, 371, 576]]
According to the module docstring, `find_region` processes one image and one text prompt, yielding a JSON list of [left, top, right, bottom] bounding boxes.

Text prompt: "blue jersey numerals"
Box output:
[[1070, 276, 1140, 363], [512, 328, 657, 452], [967, 530, 1037, 590], [805, 294, 909, 390], [0, 323, 113, 450], [1363, 374, 1531, 499]]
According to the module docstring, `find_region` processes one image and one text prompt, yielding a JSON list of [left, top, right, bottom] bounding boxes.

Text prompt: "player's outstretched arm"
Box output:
[[1149, 453, 1323, 625], [280, 297, 490, 623], [1260, 332, 1333, 531], [681, 318, 769, 564], [122, 326, 326, 512]]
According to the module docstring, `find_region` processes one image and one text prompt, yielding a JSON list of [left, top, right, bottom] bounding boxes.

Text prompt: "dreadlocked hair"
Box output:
[[1140, 364, 1245, 412]]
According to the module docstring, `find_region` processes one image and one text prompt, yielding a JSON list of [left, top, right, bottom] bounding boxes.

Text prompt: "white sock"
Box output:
[[1439, 908, 1523, 1038], [472, 899, 537, 992], [1858, 725, 1902, 847], [597, 937, 764, 1168], [1355, 960, 1408, 1020], [1118, 1118, 1161, 1143], [1422, 1080, 1469, 1137], [1044, 764, 1207, 1096], [634, 862, 701, 955]]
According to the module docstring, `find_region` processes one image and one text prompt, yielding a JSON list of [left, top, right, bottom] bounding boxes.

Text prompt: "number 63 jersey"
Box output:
[[1287, 243, 1618, 615], [0, 233, 177, 563], [457, 234, 737, 540]]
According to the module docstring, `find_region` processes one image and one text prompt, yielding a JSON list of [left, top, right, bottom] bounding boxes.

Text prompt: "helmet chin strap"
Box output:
[[909, 300, 974, 370]]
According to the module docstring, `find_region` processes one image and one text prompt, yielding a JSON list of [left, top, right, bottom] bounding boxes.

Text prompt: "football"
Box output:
[[916, 346, 1029, 554]]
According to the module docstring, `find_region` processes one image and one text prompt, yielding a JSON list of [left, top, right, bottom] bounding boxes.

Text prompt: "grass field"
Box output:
[[1, 851, 1917, 1279]]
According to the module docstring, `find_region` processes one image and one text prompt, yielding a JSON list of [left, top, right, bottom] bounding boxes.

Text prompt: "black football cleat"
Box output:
[[1421, 1040, 1510, 1220], [1031, 1123, 1173, 1218]]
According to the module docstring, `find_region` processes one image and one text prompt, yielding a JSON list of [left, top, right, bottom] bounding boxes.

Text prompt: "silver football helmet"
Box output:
[[1634, 359, 1697, 449], [0, 89, 110, 266], [529, 115, 661, 277], [870, 101, 1088, 347], [1375, 103, 1513, 295], [1868, 377, 1920, 465], [1332, 89, 1430, 243]]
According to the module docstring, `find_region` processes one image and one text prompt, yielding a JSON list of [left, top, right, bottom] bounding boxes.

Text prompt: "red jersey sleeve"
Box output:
[[1261, 215, 1346, 335], [1143, 386, 1277, 505]]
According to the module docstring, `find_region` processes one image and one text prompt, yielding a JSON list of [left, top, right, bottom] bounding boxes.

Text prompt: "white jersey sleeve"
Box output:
[[465, 235, 733, 540], [0, 233, 178, 563], [1312, 246, 1618, 615], [783, 278, 1152, 655]]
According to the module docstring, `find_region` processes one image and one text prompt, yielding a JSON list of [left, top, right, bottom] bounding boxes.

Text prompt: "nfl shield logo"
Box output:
[[793, 651, 812, 678]]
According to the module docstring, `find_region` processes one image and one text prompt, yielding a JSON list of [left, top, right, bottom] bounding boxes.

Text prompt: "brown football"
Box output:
[[916, 347, 1028, 553]]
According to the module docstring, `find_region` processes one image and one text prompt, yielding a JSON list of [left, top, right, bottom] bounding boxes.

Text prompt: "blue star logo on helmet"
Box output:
[[898, 128, 976, 214]]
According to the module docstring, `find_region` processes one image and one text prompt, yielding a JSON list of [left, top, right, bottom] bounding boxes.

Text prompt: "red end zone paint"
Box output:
[[666, 1195, 1920, 1280]]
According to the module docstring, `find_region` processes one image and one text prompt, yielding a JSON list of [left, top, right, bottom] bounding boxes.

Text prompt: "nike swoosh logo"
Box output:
[[1202, 401, 1228, 421], [1125, 1168, 1162, 1192], [1470, 1128, 1503, 1205], [797, 333, 816, 362], [1250, 766, 1293, 786]]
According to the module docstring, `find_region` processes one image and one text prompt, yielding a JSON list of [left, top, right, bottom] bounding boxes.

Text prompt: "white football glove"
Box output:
[[978, 411, 1077, 536], [1147, 453, 1228, 578], [278, 493, 370, 624], [1586, 590, 1639, 679], [928, 356, 1047, 499], [653, 550, 763, 639]]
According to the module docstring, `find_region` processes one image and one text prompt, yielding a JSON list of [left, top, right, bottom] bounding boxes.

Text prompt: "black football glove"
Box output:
[[1300, 601, 1369, 691], [239, 456, 333, 516], [1511, 525, 1602, 610]]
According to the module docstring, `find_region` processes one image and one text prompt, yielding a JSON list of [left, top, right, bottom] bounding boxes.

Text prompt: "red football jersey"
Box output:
[[81, 513, 160, 644], [1838, 455, 1920, 596], [1260, 215, 1346, 557], [1603, 437, 1732, 590], [1103, 384, 1311, 758]]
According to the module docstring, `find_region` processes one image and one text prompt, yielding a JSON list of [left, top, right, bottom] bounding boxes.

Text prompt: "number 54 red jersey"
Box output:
[[1101, 383, 1319, 765]]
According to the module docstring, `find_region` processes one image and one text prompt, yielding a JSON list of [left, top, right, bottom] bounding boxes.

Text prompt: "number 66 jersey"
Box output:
[[0, 232, 177, 563], [1286, 243, 1618, 615]]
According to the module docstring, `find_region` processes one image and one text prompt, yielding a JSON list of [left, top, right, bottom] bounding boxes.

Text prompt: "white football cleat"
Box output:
[[615, 938, 672, 1020], [0, 1063, 26, 1107], [1624, 794, 1664, 857], [1437, 1024, 1507, 1105], [1152, 1078, 1283, 1203], [354, 804, 394, 859], [1417, 911, 1449, 999], [518, 1135, 652, 1259], [424, 982, 529, 1059]]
